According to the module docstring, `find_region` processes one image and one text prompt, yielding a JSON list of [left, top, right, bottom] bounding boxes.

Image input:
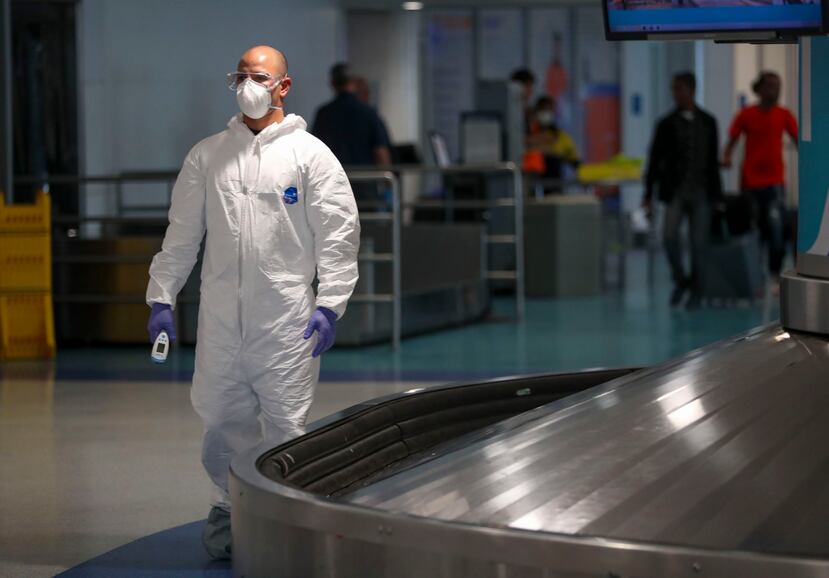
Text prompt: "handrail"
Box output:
[[14, 163, 520, 185], [43, 170, 403, 352], [344, 171, 402, 351], [24, 162, 526, 335], [339, 164, 524, 322]]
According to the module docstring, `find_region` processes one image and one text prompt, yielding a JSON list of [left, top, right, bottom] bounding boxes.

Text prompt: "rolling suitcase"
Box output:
[[700, 230, 764, 303], [710, 193, 754, 240]]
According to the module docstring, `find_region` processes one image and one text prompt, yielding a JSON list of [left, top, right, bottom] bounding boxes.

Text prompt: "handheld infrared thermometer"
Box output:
[[151, 331, 170, 364]]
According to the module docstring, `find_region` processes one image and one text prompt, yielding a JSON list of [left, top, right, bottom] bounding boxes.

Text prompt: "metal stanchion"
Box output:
[[346, 171, 402, 351], [391, 176, 402, 352], [511, 164, 526, 322], [344, 163, 526, 325]]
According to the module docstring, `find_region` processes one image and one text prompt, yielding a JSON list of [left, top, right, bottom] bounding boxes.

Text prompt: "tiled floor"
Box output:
[[0, 250, 780, 577], [0, 378, 421, 578]]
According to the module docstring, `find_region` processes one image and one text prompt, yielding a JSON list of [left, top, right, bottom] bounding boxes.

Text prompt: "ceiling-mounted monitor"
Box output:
[[603, 0, 827, 42]]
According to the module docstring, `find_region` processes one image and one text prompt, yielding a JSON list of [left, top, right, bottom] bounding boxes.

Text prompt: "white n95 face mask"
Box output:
[[236, 78, 282, 119], [536, 111, 555, 127]]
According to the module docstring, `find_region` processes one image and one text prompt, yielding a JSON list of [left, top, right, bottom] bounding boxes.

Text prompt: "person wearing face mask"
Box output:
[[525, 96, 580, 188], [145, 46, 360, 560]]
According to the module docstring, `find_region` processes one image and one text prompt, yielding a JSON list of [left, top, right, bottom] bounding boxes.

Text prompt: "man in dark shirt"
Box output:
[[644, 72, 723, 309], [311, 63, 391, 167]]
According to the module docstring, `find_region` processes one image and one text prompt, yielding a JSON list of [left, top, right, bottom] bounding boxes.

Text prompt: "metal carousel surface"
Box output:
[[230, 325, 829, 578]]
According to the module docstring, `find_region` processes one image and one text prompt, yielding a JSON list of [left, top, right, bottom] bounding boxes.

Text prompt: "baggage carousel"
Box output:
[[230, 324, 829, 578]]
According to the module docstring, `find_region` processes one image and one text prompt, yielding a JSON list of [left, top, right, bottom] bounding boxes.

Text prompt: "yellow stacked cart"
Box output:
[[0, 192, 55, 359]]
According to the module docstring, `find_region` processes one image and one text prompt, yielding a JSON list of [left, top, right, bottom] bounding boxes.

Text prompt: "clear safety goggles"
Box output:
[[226, 71, 281, 90]]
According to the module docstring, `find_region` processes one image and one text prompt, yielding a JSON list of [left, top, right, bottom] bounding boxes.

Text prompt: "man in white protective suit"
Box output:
[[145, 46, 360, 560]]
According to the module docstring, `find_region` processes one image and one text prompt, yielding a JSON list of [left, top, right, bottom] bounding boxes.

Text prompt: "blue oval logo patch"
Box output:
[[283, 186, 298, 205]]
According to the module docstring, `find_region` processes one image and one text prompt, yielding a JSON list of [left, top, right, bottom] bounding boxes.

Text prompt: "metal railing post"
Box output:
[[390, 173, 402, 352], [345, 163, 524, 324], [511, 163, 526, 323], [346, 171, 401, 351]]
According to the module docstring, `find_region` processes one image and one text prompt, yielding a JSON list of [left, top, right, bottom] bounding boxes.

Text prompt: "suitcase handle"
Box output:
[[712, 203, 731, 244]]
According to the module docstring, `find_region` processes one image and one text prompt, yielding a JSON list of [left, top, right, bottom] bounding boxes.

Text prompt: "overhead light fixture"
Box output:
[[402, 1, 424, 10]]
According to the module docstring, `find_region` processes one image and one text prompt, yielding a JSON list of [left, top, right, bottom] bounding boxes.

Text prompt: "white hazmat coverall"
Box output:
[[146, 114, 360, 508]]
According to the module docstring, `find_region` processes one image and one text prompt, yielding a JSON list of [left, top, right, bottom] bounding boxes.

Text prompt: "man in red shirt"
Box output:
[[723, 71, 798, 285]]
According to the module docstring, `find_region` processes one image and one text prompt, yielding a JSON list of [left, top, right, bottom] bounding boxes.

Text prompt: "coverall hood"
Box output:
[[227, 113, 307, 145]]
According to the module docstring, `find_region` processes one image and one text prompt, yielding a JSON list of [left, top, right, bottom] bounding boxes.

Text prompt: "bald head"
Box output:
[[238, 46, 288, 78], [234, 46, 292, 129]]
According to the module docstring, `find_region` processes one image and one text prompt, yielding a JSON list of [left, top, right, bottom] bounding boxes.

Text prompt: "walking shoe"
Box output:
[[670, 284, 688, 307], [203, 506, 232, 560]]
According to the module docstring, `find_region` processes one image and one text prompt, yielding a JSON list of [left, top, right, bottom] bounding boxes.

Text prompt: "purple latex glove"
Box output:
[[303, 307, 337, 358], [148, 303, 177, 344]]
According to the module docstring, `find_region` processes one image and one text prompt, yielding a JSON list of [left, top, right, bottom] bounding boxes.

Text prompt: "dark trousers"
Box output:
[[664, 196, 709, 293], [748, 185, 785, 276]]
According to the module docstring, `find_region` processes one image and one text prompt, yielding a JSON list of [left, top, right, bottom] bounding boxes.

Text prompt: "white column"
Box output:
[[696, 42, 738, 191], [621, 42, 657, 213], [347, 10, 421, 145]]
